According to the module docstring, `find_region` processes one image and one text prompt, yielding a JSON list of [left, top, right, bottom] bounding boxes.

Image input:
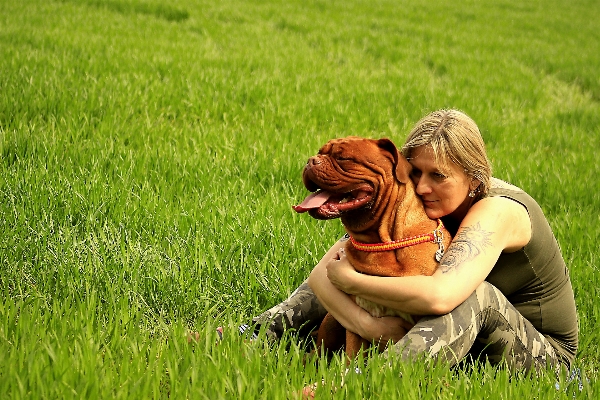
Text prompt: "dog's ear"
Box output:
[[376, 138, 412, 184]]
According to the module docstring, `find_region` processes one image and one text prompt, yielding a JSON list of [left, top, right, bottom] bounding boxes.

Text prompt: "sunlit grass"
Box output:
[[1, 0, 599, 397]]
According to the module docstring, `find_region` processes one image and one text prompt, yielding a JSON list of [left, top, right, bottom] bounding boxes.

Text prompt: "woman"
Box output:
[[247, 109, 578, 372]]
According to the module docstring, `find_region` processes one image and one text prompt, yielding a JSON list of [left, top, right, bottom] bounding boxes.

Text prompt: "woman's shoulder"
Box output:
[[484, 177, 532, 215], [470, 181, 533, 252], [489, 177, 524, 192], [486, 178, 538, 209]]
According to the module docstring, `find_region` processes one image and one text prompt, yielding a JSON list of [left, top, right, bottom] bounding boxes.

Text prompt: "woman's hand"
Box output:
[[325, 247, 360, 294], [326, 248, 415, 345], [359, 314, 415, 350]]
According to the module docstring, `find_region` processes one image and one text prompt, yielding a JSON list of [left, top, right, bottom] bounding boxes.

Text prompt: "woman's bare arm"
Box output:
[[322, 196, 532, 316]]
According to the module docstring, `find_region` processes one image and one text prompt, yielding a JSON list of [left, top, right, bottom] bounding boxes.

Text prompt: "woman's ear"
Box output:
[[470, 178, 482, 192]]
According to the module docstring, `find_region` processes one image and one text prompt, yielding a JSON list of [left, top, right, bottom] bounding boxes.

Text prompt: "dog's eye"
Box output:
[[332, 149, 353, 162]]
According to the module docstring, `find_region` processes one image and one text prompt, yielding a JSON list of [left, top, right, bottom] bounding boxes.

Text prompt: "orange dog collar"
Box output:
[[350, 219, 446, 261]]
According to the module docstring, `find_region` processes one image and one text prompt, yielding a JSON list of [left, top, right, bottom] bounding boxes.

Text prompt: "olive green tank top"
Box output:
[[485, 187, 578, 367]]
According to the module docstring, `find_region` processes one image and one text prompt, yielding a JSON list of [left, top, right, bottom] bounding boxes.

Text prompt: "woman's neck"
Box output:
[[442, 196, 480, 236], [441, 216, 461, 236]]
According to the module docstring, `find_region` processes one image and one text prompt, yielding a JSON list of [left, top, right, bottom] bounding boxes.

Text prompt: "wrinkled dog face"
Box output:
[[293, 137, 405, 228]]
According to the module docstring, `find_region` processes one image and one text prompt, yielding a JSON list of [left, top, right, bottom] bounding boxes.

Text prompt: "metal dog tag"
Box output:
[[434, 230, 445, 262]]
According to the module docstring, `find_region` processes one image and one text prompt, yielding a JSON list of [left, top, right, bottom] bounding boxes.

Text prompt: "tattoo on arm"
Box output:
[[440, 222, 493, 273]]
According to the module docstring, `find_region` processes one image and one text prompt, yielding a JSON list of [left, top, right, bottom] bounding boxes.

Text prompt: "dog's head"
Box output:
[[293, 137, 412, 231]]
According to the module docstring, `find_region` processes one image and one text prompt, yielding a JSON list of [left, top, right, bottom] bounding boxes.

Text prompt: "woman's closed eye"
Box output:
[[410, 169, 448, 183], [432, 172, 448, 181]]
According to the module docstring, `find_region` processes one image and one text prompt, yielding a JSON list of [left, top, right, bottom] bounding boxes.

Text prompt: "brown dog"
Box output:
[[293, 137, 451, 359]]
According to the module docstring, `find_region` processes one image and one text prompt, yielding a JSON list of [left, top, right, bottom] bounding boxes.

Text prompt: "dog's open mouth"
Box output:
[[292, 187, 374, 218]]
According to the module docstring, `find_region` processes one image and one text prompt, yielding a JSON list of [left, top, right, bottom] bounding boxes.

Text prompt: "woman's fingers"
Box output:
[[331, 246, 346, 261]]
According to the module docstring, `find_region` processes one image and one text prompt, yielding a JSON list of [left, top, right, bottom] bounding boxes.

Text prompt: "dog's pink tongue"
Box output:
[[292, 191, 333, 213]]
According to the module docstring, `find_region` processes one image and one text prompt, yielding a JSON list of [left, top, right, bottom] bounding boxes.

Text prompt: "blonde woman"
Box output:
[[244, 109, 578, 372]]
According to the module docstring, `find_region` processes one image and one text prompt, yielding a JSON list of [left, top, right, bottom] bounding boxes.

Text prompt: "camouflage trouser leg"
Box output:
[[251, 280, 327, 340], [385, 281, 561, 372]]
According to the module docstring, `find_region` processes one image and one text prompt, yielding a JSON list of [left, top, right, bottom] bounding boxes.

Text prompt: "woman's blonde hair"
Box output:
[[401, 109, 492, 196]]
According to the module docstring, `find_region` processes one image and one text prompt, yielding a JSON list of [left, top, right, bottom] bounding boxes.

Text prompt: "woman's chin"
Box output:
[[424, 208, 441, 220]]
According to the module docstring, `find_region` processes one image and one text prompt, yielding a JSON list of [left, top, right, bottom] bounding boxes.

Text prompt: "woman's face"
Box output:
[[408, 145, 476, 221]]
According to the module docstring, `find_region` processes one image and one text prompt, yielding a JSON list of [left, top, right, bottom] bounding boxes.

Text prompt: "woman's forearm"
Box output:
[[307, 258, 370, 337], [343, 273, 444, 315], [308, 259, 418, 342], [323, 246, 483, 316]]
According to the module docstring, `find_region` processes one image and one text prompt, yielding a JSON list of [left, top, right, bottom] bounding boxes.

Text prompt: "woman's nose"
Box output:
[[415, 177, 432, 195]]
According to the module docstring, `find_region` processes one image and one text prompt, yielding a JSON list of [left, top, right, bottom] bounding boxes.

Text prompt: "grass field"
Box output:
[[1, 0, 599, 398]]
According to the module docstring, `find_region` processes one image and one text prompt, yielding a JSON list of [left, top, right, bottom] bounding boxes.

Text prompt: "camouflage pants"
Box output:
[[252, 280, 561, 372], [252, 280, 327, 341], [385, 281, 560, 372]]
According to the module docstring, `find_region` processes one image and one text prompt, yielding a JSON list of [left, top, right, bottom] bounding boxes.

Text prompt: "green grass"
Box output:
[[1, 0, 599, 397]]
